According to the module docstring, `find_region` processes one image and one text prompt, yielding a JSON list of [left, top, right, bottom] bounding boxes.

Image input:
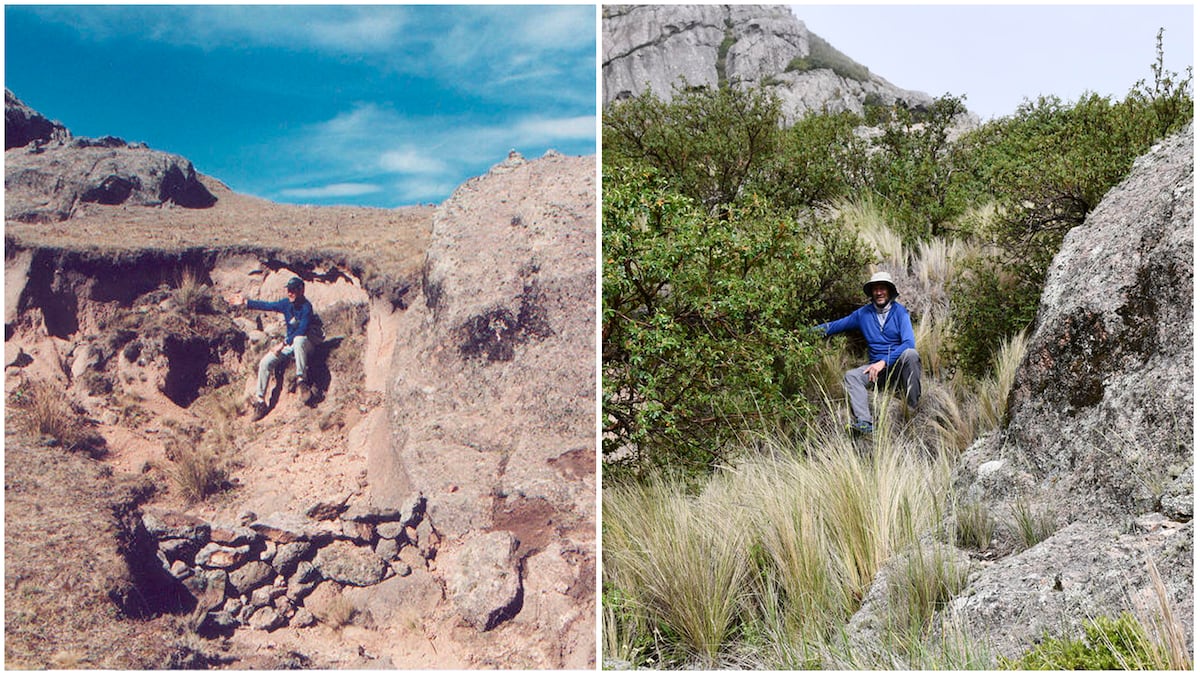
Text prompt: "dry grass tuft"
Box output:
[[976, 329, 1027, 433], [8, 379, 102, 454], [311, 591, 358, 629], [172, 268, 214, 314], [164, 443, 228, 504]]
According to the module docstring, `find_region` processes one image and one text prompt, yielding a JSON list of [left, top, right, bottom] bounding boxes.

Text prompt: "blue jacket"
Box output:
[[817, 301, 915, 366], [248, 297, 314, 346]]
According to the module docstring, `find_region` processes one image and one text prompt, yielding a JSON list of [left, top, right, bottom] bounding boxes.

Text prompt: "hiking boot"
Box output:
[[848, 419, 874, 435], [251, 398, 268, 421], [297, 378, 312, 404]]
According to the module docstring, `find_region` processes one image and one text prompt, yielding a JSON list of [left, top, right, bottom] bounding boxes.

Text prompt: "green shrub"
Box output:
[[602, 165, 869, 477], [950, 41, 1191, 377], [757, 112, 869, 210], [785, 33, 870, 83], [999, 614, 1165, 670], [864, 94, 977, 244], [603, 85, 784, 212]]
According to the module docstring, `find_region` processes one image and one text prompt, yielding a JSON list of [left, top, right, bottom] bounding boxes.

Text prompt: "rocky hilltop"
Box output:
[[5, 90, 217, 222], [603, 4, 934, 122], [4, 93, 595, 668]]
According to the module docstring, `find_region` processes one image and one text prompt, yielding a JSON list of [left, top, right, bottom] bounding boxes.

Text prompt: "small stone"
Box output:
[[292, 607, 316, 628], [250, 585, 276, 609], [195, 543, 250, 569], [142, 508, 211, 542], [313, 540, 389, 586], [224, 597, 244, 616], [291, 559, 321, 584], [341, 519, 375, 544], [272, 541, 313, 577], [376, 521, 404, 540], [247, 606, 285, 631], [374, 537, 400, 561], [306, 498, 350, 521], [445, 530, 522, 631], [169, 560, 193, 579], [210, 524, 260, 547], [228, 561, 275, 595]]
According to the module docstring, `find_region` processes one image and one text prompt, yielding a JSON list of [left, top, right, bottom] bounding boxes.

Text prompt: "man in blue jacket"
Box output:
[[226, 276, 319, 419], [816, 271, 921, 435]]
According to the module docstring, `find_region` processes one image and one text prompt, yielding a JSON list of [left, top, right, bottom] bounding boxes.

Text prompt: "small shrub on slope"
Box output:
[[999, 613, 1165, 670]]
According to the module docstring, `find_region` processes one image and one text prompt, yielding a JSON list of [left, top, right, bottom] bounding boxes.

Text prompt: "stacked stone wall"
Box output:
[[141, 496, 436, 633]]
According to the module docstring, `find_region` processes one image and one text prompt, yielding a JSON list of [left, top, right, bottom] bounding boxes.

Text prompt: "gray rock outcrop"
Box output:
[[603, 5, 934, 123], [947, 123, 1193, 659], [5, 90, 217, 222]]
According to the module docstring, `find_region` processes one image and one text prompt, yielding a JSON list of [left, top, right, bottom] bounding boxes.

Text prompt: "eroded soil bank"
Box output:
[[5, 246, 512, 668]]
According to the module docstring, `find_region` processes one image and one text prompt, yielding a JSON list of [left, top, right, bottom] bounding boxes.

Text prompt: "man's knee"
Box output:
[[900, 348, 920, 367]]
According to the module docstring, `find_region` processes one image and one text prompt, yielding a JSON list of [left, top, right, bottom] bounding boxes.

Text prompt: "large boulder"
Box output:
[[965, 123, 1194, 522], [373, 151, 595, 541], [369, 150, 596, 665], [603, 5, 934, 123], [5, 90, 216, 222], [949, 123, 1193, 660]]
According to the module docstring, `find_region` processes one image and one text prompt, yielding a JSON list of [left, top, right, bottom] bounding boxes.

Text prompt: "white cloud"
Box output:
[[514, 116, 597, 142], [33, 5, 409, 54], [392, 177, 461, 204], [279, 183, 381, 199], [379, 148, 449, 175]]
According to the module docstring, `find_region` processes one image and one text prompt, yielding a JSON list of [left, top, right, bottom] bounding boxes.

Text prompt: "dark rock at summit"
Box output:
[[5, 89, 69, 150], [5, 89, 217, 222]]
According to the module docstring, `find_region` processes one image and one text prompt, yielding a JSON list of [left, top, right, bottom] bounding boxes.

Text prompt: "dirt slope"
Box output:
[[5, 136, 596, 666]]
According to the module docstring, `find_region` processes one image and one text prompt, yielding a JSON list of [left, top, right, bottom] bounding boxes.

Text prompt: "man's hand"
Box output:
[[863, 360, 886, 383], [273, 342, 286, 356]]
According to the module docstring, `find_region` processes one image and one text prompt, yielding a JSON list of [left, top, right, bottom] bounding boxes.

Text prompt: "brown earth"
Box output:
[[5, 147, 596, 668]]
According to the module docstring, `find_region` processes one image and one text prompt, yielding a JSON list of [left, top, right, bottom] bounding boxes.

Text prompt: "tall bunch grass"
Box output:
[[603, 477, 752, 666], [173, 268, 213, 314], [976, 329, 1027, 433], [605, 401, 958, 667], [8, 379, 101, 454], [831, 196, 907, 270], [164, 442, 227, 504], [886, 545, 969, 639]]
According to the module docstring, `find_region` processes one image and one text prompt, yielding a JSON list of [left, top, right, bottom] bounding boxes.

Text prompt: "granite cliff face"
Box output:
[[603, 4, 934, 123]]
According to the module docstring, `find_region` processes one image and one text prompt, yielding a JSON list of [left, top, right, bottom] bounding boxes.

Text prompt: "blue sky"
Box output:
[[5, 5, 597, 207], [790, 4, 1194, 122]]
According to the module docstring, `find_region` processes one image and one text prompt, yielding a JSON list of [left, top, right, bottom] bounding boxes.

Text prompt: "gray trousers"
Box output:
[[256, 336, 314, 400], [843, 348, 921, 424]]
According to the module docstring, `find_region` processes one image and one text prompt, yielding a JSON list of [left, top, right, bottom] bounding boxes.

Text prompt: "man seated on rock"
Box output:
[[815, 271, 921, 435], [225, 276, 320, 419]]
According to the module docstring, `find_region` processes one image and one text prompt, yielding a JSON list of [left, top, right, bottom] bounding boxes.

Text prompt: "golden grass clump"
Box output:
[[8, 379, 98, 453]]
